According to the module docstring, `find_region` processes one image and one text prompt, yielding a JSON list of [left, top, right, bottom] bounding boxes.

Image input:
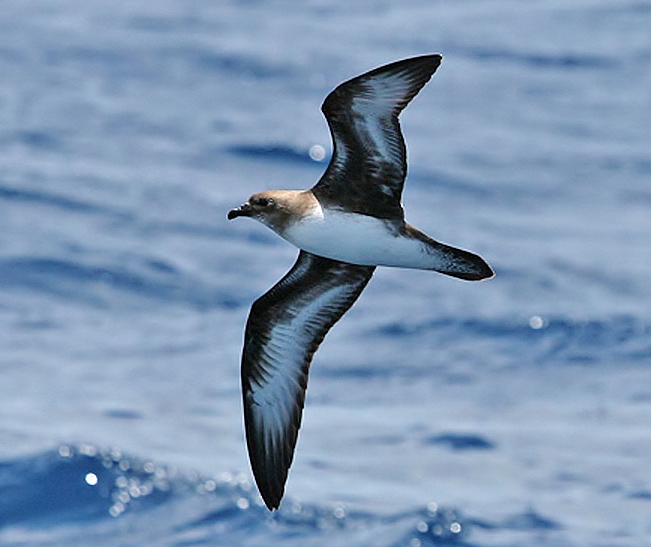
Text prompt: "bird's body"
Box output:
[[251, 188, 489, 276], [228, 54, 493, 510], [285, 204, 419, 267]]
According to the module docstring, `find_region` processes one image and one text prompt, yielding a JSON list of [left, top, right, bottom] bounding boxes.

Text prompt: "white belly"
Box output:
[[282, 209, 434, 269]]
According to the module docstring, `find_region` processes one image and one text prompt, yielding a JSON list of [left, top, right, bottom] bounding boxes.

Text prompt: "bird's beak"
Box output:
[[228, 202, 252, 220]]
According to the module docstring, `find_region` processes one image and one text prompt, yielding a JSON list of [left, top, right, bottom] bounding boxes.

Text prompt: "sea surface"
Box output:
[[2, 1, 650, 545]]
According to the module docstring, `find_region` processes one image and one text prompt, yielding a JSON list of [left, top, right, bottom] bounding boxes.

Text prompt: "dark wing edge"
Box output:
[[313, 54, 443, 219], [241, 251, 375, 509]]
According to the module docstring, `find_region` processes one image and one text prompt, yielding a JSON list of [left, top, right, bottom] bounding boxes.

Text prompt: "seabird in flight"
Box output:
[[228, 54, 493, 510]]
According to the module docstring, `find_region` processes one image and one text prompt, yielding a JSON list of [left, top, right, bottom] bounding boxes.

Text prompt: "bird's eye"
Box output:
[[253, 197, 273, 207]]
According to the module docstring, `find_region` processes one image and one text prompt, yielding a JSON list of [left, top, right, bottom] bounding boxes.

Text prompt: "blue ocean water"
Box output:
[[1, 1, 650, 545]]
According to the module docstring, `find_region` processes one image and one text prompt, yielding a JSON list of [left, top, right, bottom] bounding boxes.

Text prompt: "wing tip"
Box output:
[[243, 390, 295, 512], [374, 52, 443, 79], [411, 52, 443, 66], [261, 492, 282, 511], [321, 53, 444, 114], [253, 463, 287, 511], [321, 53, 443, 123]]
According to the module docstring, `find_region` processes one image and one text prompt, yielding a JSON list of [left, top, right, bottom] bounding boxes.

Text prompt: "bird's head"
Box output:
[[228, 190, 304, 232]]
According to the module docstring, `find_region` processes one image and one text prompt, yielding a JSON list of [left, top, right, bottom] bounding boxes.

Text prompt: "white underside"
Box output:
[[281, 207, 443, 270]]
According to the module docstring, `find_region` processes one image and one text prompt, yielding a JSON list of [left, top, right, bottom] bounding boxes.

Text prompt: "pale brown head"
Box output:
[[228, 190, 314, 233]]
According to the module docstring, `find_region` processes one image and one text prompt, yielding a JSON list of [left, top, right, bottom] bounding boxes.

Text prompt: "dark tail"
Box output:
[[436, 243, 494, 281]]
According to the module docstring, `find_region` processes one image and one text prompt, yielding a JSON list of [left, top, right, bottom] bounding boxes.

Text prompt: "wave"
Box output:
[[0, 444, 568, 546], [0, 445, 479, 547], [449, 45, 617, 71], [225, 143, 328, 167], [0, 184, 126, 218], [0, 256, 243, 310], [322, 314, 651, 379]]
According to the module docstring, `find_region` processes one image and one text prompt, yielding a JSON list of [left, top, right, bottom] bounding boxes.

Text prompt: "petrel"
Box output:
[[228, 54, 493, 510]]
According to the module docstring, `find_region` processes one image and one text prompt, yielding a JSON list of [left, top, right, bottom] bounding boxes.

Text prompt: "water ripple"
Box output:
[[0, 445, 475, 546], [368, 315, 651, 369], [0, 257, 242, 310]]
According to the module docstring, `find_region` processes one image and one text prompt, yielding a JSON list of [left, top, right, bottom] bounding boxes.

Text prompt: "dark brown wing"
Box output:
[[313, 54, 442, 220], [241, 251, 375, 509]]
